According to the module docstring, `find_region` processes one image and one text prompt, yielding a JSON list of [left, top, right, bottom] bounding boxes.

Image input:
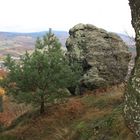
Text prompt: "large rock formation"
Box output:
[[66, 24, 130, 91], [124, 0, 140, 137]]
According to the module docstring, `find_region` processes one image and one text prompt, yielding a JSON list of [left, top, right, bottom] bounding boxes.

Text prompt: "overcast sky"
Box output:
[[0, 0, 134, 35]]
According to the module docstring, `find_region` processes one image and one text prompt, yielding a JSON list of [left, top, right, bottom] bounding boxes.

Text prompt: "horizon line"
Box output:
[[0, 30, 69, 34]]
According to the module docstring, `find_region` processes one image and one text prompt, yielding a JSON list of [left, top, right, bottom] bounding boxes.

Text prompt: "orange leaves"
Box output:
[[0, 70, 6, 96], [51, 98, 85, 121], [0, 69, 6, 77], [0, 76, 4, 96], [0, 87, 5, 96]]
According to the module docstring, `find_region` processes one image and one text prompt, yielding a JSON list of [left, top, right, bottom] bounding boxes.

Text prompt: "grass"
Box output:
[[0, 84, 137, 140], [0, 135, 18, 140]]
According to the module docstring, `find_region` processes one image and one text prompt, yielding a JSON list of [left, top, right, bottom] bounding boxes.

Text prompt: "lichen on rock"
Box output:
[[66, 23, 131, 91]]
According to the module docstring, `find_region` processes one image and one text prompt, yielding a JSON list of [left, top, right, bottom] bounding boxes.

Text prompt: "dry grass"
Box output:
[[0, 96, 31, 127], [0, 84, 137, 140]]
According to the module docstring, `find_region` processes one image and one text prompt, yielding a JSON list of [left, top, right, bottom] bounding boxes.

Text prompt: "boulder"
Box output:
[[66, 23, 131, 91]]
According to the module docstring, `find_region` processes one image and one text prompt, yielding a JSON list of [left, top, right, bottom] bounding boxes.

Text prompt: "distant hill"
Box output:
[[0, 31, 135, 58], [0, 31, 69, 40], [118, 33, 135, 46], [118, 33, 136, 57], [0, 31, 69, 57]]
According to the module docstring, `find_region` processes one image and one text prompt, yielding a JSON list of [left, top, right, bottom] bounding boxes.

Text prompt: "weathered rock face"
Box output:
[[124, 0, 140, 137], [66, 24, 130, 90]]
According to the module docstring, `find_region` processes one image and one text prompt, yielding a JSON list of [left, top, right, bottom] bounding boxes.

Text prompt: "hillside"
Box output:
[[0, 28, 136, 140], [0, 31, 68, 58], [0, 31, 135, 58], [0, 85, 136, 140], [118, 33, 136, 57]]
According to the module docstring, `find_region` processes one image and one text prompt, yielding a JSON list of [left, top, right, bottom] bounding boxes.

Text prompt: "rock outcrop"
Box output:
[[66, 24, 131, 91], [124, 0, 140, 137]]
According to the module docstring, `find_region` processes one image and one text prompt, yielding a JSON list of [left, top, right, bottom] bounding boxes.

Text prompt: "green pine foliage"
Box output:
[[3, 29, 81, 114], [0, 96, 3, 112]]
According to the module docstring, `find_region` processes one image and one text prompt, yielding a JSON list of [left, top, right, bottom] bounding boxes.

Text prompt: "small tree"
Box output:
[[3, 30, 81, 114]]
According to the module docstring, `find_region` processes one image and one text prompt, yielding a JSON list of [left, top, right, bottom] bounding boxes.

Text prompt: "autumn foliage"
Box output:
[[0, 88, 5, 96], [0, 69, 6, 96]]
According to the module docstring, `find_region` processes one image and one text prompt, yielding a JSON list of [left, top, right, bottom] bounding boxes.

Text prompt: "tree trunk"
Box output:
[[40, 96, 45, 114], [124, 0, 140, 137]]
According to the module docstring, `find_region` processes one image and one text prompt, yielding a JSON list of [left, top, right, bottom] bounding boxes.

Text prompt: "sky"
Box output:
[[0, 0, 135, 35]]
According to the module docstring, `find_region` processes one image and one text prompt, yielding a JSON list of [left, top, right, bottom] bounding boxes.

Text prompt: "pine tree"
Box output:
[[3, 30, 81, 114]]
